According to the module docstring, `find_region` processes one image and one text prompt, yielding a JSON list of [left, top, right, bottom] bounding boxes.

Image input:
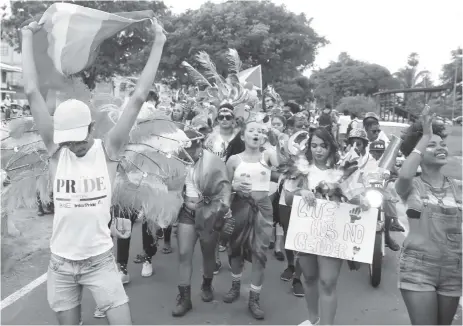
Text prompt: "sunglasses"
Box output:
[[371, 129, 381, 134], [218, 115, 233, 121]]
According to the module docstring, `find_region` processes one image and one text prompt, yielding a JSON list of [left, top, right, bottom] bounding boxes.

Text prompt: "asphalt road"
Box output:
[[1, 219, 461, 325]]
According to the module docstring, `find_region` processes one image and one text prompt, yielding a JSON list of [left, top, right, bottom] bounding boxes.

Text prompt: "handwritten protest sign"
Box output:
[[285, 196, 378, 264]]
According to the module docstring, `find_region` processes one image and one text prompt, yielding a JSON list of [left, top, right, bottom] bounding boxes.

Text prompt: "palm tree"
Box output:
[[393, 53, 430, 89]]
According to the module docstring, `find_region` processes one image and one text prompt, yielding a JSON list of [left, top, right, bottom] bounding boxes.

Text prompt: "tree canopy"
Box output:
[[157, 0, 327, 86], [309, 52, 400, 107]]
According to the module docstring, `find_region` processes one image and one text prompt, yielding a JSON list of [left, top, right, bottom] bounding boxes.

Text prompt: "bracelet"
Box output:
[[411, 149, 423, 157]]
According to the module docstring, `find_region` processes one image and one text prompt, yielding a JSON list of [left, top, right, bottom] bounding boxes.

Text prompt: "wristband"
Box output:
[[411, 149, 423, 157]]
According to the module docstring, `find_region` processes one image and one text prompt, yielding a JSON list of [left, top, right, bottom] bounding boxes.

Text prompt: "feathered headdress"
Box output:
[[181, 49, 254, 113], [1, 77, 202, 230], [264, 85, 283, 105]]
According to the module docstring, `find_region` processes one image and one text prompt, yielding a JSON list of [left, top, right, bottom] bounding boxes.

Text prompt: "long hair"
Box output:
[[305, 127, 339, 168], [400, 120, 447, 157], [224, 120, 257, 162]]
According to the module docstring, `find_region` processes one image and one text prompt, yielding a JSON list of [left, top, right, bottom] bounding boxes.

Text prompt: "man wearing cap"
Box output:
[[346, 130, 401, 251], [363, 112, 390, 148], [21, 20, 166, 325]]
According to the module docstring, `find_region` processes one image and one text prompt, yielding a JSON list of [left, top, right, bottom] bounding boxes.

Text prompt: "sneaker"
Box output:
[[292, 279, 304, 297], [280, 266, 294, 281], [141, 259, 153, 277], [213, 261, 222, 275], [93, 307, 105, 318]]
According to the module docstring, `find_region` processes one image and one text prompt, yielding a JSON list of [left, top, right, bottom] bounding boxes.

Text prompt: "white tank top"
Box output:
[[51, 139, 113, 260], [233, 154, 271, 192], [185, 165, 200, 198]]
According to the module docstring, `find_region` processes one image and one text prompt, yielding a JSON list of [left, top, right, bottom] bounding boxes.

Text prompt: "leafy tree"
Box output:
[[159, 0, 327, 86], [1, 0, 171, 89], [274, 76, 314, 104], [309, 52, 400, 107], [440, 47, 462, 98]]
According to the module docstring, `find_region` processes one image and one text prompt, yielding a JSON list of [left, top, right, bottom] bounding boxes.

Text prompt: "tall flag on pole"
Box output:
[[237, 65, 262, 90], [27, 3, 154, 93]]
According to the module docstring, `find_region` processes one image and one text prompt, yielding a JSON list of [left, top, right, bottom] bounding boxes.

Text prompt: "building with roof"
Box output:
[[1, 40, 25, 104]]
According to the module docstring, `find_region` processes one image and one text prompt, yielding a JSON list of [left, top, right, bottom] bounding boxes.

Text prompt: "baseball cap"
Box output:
[[363, 112, 379, 122], [370, 140, 386, 151], [53, 99, 92, 144]]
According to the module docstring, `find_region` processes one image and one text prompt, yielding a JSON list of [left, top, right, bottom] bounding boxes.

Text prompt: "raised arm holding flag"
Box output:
[[20, 4, 166, 325]]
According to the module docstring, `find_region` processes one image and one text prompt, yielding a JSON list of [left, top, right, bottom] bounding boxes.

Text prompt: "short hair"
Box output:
[[218, 103, 234, 112], [284, 102, 301, 114], [343, 109, 349, 115], [364, 117, 379, 130], [325, 104, 332, 110], [400, 120, 447, 157], [271, 115, 287, 127]]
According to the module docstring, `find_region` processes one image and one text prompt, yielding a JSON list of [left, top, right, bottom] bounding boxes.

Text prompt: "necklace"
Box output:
[[421, 176, 448, 205]]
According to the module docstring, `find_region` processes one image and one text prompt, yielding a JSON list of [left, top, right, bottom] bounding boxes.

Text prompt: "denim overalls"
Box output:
[[399, 177, 462, 297]]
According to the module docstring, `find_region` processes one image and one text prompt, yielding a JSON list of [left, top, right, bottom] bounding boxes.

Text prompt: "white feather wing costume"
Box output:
[[1, 79, 198, 231]]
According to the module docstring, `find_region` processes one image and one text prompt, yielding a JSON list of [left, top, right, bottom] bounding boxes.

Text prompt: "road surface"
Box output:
[[1, 219, 461, 325]]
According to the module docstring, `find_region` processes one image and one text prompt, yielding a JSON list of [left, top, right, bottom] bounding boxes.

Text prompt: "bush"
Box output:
[[335, 96, 377, 116]]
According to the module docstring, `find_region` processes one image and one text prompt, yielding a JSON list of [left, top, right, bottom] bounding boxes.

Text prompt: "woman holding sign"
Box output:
[[395, 105, 461, 325], [223, 120, 279, 320], [286, 127, 351, 326]]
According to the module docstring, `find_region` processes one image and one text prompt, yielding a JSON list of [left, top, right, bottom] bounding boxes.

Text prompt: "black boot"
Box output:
[[223, 280, 240, 303], [248, 290, 264, 320], [172, 285, 192, 317], [201, 276, 214, 302]]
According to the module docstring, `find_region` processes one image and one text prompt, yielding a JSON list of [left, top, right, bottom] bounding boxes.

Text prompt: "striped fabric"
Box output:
[[29, 3, 154, 92]]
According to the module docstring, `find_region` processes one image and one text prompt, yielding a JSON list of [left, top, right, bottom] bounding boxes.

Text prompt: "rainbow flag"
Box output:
[[26, 3, 154, 93]]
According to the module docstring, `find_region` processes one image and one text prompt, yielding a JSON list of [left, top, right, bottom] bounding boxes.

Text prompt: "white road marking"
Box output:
[[0, 273, 47, 311]]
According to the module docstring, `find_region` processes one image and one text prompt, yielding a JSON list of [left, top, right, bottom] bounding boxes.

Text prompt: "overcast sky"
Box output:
[[2, 0, 462, 81]]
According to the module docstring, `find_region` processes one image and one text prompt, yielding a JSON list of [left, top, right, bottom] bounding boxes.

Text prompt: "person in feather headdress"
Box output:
[[182, 49, 257, 272], [263, 85, 283, 112], [171, 129, 232, 317], [19, 19, 165, 325]]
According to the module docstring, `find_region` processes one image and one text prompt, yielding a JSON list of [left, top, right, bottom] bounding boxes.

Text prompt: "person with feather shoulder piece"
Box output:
[[19, 19, 166, 325], [172, 129, 232, 317]]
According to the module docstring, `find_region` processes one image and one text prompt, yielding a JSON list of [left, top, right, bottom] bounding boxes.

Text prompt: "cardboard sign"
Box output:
[[285, 196, 378, 264]]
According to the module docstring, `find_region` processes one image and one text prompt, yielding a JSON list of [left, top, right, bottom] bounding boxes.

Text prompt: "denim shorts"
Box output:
[[398, 248, 462, 297], [47, 249, 129, 312], [178, 205, 195, 225]]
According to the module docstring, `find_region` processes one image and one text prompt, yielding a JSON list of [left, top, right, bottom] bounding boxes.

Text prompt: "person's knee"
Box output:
[[319, 277, 337, 295]]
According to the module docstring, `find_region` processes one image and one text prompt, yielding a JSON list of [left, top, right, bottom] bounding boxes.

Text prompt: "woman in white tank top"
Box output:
[[284, 127, 350, 325], [222, 121, 279, 320]]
